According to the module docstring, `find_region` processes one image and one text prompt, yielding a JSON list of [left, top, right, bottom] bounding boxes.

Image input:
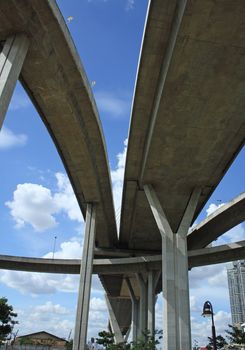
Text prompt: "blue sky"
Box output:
[[0, 0, 244, 347]]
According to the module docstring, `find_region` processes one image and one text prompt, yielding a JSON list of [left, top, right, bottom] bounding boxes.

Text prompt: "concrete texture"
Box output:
[[0, 0, 117, 248], [120, 0, 245, 251], [188, 192, 245, 250]]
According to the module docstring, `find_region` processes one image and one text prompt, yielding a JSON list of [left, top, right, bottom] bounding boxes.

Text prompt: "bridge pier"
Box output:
[[0, 34, 29, 128], [73, 204, 96, 350], [144, 185, 200, 350]]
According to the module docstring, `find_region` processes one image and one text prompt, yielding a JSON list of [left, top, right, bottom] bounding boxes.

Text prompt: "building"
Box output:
[[227, 260, 245, 325], [14, 331, 68, 349]]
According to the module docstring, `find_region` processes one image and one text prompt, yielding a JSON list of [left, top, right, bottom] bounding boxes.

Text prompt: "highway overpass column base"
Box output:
[[147, 270, 160, 337], [105, 294, 124, 344], [125, 277, 140, 341], [144, 185, 200, 350], [73, 204, 96, 350], [0, 34, 29, 128], [137, 273, 148, 337]]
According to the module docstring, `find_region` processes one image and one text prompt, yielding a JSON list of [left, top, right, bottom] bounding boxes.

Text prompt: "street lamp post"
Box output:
[[202, 301, 217, 350]]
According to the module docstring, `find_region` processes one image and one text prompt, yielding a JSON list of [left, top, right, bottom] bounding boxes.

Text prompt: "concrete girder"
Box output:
[[188, 192, 245, 250], [0, 241, 245, 275], [0, 0, 117, 248], [0, 34, 29, 128]]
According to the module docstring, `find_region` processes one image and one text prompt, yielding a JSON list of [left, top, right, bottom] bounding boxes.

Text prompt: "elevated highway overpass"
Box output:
[[0, 0, 244, 349]]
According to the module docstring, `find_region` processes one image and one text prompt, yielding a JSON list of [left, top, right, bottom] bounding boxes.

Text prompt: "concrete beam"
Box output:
[[0, 34, 29, 128], [0, 241, 244, 275], [188, 192, 245, 250]]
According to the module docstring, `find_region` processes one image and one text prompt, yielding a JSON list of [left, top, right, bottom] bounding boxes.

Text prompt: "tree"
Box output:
[[206, 334, 227, 349], [225, 324, 245, 346], [0, 297, 18, 344]]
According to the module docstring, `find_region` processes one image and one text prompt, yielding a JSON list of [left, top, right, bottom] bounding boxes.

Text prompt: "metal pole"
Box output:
[[211, 312, 217, 350]]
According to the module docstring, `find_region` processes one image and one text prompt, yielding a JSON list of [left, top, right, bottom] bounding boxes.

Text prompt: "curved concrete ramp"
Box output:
[[0, 0, 117, 247], [120, 0, 245, 250], [113, 0, 245, 331], [188, 192, 245, 250]]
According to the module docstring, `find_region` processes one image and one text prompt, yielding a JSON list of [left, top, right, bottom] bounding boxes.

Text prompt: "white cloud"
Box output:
[[33, 301, 69, 315], [54, 173, 83, 223], [5, 183, 58, 231], [0, 269, 79, 295], [43, 240, 82, 259], [111, 139, 127, 226], [0, 126, 27, 149], [15, 302, 74, 339], [189, 264, 228, 289], [5, 173, 83, 232], [95, 91, 130, 118], [206, 202, 225, 216]]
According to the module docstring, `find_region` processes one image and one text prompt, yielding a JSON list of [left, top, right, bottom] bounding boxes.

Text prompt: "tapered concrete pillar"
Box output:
[[144, 185, 200, 350], [105, 294, 124, 344], [0, 35, 29, 128], [125, 277, 139, 341], [148, 270, 157, 337], [144, 185, 177, 350], [176, 189, 201, 350], [73, 204, 96, 350], [137, 273, 148, 337]]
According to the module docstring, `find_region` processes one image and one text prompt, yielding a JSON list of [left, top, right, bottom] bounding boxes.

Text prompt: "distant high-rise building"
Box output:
[[227, 260, 245, 325]]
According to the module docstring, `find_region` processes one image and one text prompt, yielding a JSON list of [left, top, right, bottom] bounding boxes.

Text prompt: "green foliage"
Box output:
[[206, 334, 227, 349], [225, 324, 245, 345], [65, 339, 73, 350], [0, 297, 18, 344], [96, 331, 115, 349], [130, 330, 162, 350], [95, 329, 162, 350]]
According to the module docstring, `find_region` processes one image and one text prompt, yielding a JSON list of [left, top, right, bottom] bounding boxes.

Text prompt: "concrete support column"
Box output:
[[147, 270, 160, 337], [176, 189, 201, 350], [144, 185, 177, 350], [105, 294, 124, 344], [0, 34, 29, 128], [125, 277, 139, 342], [144, 185, 200, 350], [137, 273, 148, 337], [73, 204, 96, 350]]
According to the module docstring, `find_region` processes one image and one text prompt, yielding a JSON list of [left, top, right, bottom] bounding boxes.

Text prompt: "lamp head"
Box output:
[[202, 301, 213, 317]]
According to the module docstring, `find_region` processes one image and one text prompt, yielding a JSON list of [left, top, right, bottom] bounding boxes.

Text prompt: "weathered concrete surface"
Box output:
[[0, 0, 117, 247], [188, 192, 245, 250], [120, 0, 245, 251]]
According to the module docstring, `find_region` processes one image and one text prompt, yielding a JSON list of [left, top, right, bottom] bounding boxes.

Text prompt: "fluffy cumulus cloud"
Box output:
[[15, 302, 74, 338], [5, 172, 83, 231], [0, 126, 27, 149], [110, 139, 128, 226], [0, 269, 79, 295], [33, 301, 69, 315], [5, 183, 58, 231], [206, 202, 225, 216]]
